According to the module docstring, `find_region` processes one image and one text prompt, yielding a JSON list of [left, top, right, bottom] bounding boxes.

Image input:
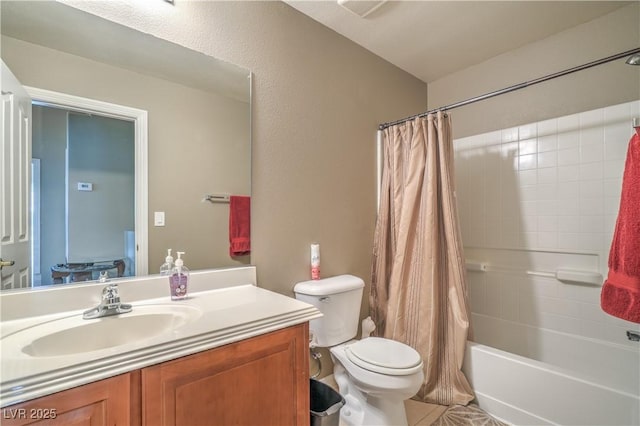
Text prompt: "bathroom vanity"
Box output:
[[2, 325, 307, 425], [0, 267, 320, 425]]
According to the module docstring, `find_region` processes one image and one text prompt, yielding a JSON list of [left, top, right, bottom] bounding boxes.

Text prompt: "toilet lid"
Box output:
[[345, 337, 423, 376]]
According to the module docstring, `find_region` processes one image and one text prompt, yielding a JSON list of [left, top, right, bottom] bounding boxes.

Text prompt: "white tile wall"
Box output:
[[454, 100, 640, 349]]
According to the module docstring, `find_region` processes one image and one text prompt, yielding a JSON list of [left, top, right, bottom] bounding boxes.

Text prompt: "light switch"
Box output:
[[154, 211, 165, 227]]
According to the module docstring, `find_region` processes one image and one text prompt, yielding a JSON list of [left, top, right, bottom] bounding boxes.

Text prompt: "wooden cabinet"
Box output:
[[143, 323, 309, 426], [2, 324, 309, 426], [1, 373, 137, 426]]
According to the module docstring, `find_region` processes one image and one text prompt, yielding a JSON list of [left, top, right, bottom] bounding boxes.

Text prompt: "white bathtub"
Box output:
[[463, 317, 640, 425]]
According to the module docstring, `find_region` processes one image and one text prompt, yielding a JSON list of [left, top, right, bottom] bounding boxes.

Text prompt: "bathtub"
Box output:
[[463, 316, 640, 425]]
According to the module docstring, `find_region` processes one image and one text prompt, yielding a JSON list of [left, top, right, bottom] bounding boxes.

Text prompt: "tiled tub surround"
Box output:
[[454, 100, 640, 425], [0, 267, 321, 407]]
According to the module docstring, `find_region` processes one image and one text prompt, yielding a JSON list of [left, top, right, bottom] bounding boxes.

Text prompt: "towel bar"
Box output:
[[465, 261, 487, 272], [465, 262, 603, 286], [555, 269, 603, 285], [202, 193, 230, 203], [526, 269, 602, 286]]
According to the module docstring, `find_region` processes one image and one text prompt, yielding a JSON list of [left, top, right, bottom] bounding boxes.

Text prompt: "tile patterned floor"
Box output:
[[321, 375, 508, 426], [404, 399, 448, 425], [429, 404, 509, 426]]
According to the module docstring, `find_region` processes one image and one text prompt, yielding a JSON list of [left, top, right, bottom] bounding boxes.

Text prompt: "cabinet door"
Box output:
[[1, 373, 135, 426], [143, 324, 309, 426]]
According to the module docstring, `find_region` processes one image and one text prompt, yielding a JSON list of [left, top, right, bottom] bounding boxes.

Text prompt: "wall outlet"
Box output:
[[154, 211, 165, 227]]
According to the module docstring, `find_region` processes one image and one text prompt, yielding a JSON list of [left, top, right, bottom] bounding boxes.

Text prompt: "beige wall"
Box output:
[[2, 35, 252, 273], [5, 1, 427, 376], [67, 114, 135, 265], [9, 0, 636, 378], [31, 107, 136, 279], [428, 3, 640, 139], [63, 0, 428, 305]]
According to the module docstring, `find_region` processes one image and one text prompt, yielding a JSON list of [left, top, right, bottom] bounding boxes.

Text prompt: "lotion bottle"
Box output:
[[160, 249, 174, 276], [169, 251, 189, 300]]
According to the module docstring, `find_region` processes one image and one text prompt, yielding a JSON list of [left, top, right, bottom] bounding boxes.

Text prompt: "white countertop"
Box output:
[[0, 268, 321, 407]]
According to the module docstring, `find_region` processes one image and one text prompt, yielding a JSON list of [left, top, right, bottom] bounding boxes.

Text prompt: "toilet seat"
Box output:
[[345, 337, 423, 376]]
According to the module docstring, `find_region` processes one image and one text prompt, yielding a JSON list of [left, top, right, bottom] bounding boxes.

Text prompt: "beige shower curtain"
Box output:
[[371, 112, 474, 405]]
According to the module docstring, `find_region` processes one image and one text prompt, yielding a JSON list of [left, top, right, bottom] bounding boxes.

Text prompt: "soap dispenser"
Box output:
[[160, 249, 174, 276], [169, 251, 189, 300]]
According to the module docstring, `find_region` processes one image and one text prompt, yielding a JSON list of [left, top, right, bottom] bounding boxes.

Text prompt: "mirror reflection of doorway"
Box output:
[[32, 105, 135, 286]]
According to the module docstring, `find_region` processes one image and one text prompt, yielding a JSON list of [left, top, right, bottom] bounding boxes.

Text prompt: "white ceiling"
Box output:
[[285, 1, 631, 83]]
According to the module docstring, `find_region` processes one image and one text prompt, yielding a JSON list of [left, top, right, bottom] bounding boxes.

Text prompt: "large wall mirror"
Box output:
[[1, 1, 251, 291]]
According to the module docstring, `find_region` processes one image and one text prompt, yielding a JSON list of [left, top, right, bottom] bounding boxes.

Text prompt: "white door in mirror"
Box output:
[[1, 60, 31, 290]]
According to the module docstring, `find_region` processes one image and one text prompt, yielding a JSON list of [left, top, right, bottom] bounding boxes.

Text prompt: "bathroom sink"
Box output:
[[3, 304, 202, 357]]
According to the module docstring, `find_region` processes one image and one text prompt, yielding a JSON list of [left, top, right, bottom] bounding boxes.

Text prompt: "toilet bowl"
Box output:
[[293, 275, 425, 426], [330, 338, 424, 426]]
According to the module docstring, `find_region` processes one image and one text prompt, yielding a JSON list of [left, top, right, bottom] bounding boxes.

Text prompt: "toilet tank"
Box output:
[[294, 275, 364, 347]]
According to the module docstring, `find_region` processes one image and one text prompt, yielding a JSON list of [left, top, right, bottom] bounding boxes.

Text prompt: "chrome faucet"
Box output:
[[83, 283, 133, 319]]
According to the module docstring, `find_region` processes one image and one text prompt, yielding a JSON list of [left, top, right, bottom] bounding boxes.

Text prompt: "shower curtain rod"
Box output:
[[378, 47, 640, 131]]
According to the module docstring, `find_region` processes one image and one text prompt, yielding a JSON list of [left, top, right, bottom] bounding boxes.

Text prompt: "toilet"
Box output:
[[294, 275, 424, 426]]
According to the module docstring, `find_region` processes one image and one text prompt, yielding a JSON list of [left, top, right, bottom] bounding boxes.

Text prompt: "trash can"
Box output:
[[310, 378, 345, 426]]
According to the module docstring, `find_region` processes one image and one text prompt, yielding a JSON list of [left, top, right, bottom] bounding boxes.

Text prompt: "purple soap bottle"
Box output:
[[169, 251, 189, 300]]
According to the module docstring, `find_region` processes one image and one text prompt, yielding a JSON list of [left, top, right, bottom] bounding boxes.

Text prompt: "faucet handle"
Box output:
[[102, 284, 121, 305], [83, 283, 131, 319]]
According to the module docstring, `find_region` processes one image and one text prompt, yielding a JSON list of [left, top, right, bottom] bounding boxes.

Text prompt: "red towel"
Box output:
[[229, 196, 250, 257], [601, 132, 640, 323]]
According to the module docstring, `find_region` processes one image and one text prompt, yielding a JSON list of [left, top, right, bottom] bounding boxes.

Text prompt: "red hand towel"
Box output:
[[601, 132, 640, 323], [229, 196, 250, 257]]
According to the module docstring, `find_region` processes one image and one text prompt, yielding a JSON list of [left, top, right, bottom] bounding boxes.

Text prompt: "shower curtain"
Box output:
[[370, 112, 474, 405]]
